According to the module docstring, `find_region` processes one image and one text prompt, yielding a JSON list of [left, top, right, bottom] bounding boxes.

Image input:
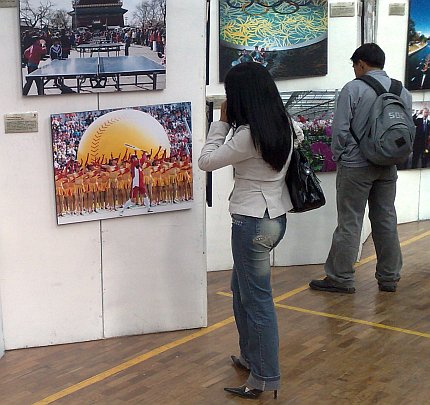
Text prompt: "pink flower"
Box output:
[[310, 141, 326, 155], [310, 142, 336, 172], [323, 154, 337, 172]]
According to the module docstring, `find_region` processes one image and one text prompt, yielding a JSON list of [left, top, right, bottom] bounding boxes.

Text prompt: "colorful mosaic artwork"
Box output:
[[220, 0, 327, 50], [218, 0, 328, 81]]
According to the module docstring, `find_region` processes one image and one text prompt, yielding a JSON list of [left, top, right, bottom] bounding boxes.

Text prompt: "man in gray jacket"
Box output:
[[309, 43, 412, 294]]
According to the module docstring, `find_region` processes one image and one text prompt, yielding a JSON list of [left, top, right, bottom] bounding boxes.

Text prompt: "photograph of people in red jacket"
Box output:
[[22, 36, 46, 95]]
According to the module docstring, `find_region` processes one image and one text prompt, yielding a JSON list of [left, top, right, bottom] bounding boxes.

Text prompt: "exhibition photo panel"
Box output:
[[399, 101, 430, 170], [406, 0, 430, 90], [283, 92, 428, 173], [218, 0, 328, 81], [284, 90, 337, 172], [51, 102, 193, 225], [20, 0, 166, 96]]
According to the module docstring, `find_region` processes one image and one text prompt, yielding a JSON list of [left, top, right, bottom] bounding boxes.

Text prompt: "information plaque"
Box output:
[[0, 0, 17, 7], [4, 112, 38, 133], [330, 2, 356, 17], [388, 3, 406, 16]]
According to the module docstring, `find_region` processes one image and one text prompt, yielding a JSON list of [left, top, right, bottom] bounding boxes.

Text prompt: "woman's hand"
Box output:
[[220, 100, 228, 123]]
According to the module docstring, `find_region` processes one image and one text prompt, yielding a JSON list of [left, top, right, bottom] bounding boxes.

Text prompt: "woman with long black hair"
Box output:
[[199, 62, 299, 400]]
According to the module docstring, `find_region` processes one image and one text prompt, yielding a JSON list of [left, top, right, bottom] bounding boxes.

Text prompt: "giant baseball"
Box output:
[[77, 109, 170, 164]]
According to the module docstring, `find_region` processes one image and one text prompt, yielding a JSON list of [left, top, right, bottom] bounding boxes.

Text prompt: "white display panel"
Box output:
[[419, 169, 430, 220], [0, 1, 207, 349]]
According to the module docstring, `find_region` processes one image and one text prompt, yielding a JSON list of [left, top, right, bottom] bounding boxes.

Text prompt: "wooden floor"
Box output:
[[1, 220, 430, 404]]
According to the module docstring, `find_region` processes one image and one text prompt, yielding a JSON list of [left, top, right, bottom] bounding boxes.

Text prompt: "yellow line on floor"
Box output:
[[273, 285, 309, 301], [400, 230, 430, 247], [216, 286, 308, 303], [276, 303, 430, 339], [34, 286, 308, 404], [34, 229, 430, 404], [273, 230, 430, 304], [354, 253, 377, 266], [353, 230, 430, 267], [219, 292, 430, 339], [33, 317, 235, 405]]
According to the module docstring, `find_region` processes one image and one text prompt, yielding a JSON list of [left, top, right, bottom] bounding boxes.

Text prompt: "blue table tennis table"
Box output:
[[77, 43, 123, 57], [25, 56, 165, 95]]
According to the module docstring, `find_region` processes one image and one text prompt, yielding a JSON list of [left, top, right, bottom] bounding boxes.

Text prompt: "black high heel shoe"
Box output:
[[224, 385, 278, 400], [231, 355, 250, 371]]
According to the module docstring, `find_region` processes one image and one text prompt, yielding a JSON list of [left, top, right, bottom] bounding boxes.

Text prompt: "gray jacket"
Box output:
[[331, 69, 412, 167], [198, 121, 293, 218]]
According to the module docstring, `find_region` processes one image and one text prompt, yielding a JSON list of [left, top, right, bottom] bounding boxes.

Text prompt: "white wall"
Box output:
[[376, 0, 408, 82], [0, 1, 207, 350], [419, 170, 430, 220], [0, 297, 4, 357], [206, 166, 235, 271], [206, 0, 363, 270], [205, 0, 428, 271], [376, 0, 430, 223], [396, 171, 421, 223], [274, 174, 337, 266]]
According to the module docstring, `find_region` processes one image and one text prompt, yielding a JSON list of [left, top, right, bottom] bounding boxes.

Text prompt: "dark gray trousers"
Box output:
[[325, 165, 402, 288]]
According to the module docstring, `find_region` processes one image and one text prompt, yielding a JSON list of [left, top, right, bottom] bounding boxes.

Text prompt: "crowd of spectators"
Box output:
[[51, 104, 191, 172], [51, 104, 192, 218], [21, 25, 165, 63]]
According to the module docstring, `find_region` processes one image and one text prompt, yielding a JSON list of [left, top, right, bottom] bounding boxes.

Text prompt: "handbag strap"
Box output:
[[289, 117, 297, 141]]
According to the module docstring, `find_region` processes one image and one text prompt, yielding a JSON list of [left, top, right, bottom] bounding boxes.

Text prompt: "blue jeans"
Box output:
[[230, 211, 287, 391]]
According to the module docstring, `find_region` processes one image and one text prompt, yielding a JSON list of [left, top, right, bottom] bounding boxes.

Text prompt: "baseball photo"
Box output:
[[51, 102, 192, 225]]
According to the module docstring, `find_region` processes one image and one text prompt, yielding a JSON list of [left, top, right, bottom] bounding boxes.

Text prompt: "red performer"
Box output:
[[120, 155, 152, 215]]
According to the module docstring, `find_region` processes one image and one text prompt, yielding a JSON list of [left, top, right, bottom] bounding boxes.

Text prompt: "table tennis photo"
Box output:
[[20, 0, 166, 96]]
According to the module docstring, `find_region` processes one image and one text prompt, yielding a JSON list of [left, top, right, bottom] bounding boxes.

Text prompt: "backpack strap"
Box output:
[[356, 75, 403, 96], [388, 78, 402, 96], [350, 75, 384, 145], [355, 74, 387, 96], [350, 123, 361, 145]]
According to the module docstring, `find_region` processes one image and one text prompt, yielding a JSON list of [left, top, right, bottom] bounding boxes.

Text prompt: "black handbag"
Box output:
[[285, 146, 326, 213]]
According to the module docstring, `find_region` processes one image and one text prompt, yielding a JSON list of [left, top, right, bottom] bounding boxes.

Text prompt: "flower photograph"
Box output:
[[283, 90, 336, 172]]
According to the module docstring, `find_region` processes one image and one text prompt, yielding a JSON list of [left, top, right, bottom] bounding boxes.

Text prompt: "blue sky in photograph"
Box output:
[[27, 0, 141, 20], [410, 0, 430, 37]]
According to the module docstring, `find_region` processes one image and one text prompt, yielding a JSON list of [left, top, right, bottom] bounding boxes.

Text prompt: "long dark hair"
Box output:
[[224, 62, 292, 172]]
